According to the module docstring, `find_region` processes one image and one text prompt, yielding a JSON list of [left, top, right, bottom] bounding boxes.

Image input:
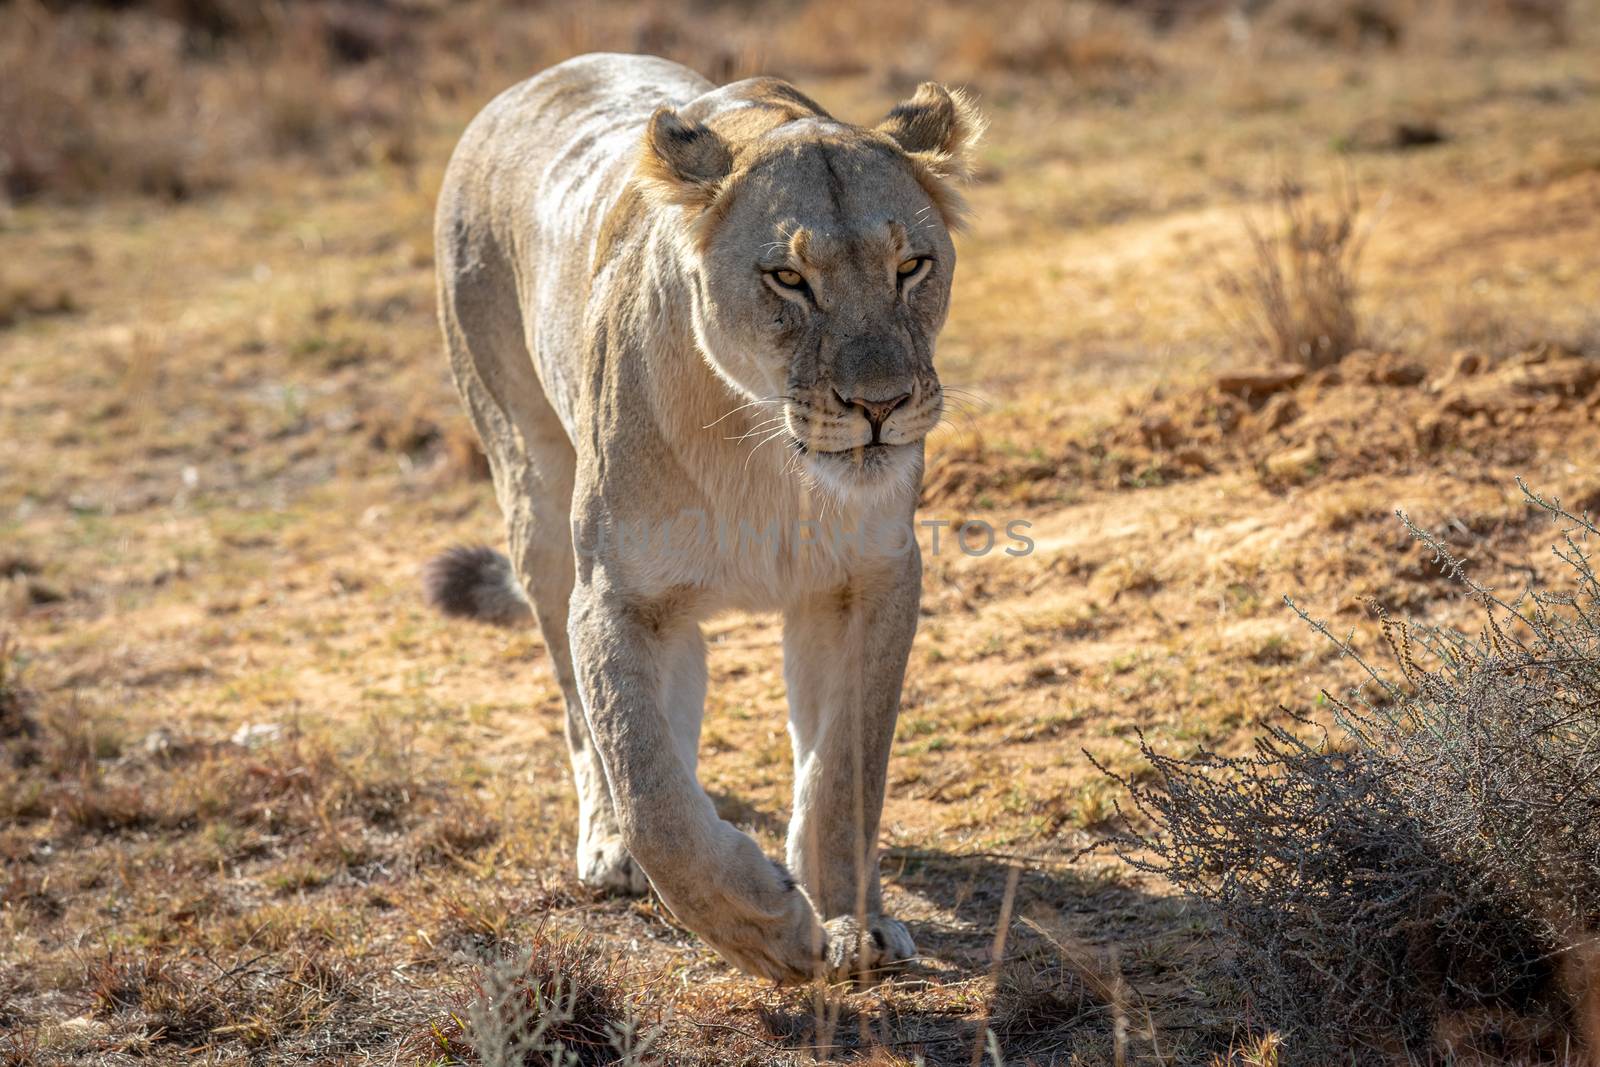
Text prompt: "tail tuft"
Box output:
[[423, 545, 534, 628]]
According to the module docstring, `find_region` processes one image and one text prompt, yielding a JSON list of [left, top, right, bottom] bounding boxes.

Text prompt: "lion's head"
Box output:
[[636, 79, 984, 501]]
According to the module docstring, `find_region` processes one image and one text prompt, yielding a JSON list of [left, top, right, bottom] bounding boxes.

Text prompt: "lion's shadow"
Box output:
[[736, 844, 1227, 1067]]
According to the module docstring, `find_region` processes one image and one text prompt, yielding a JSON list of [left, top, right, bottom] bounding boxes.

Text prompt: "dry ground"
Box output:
[[3, 2, 1600, 1064]]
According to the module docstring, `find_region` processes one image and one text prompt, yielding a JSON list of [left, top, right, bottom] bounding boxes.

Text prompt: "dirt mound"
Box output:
[[925, 346, 1600, 510], [1139, 345, 1600, 488]]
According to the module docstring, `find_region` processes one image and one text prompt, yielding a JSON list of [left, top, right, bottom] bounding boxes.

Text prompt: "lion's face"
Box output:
[[639, 84, 982, 501], [697, 134, 955, 499]]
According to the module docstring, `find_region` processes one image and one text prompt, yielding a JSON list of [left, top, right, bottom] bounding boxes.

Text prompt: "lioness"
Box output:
[[426, 53, 981, 981]]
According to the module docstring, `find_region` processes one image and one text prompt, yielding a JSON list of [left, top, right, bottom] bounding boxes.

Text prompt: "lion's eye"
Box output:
[[772, 269, 805, 289], [897, 257, 931, 287]]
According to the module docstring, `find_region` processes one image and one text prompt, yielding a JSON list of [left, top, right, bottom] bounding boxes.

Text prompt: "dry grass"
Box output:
[[1097, 487, 1600, 1062], [0, 276, 76, 330], [1210, 179, 1372, 369], [3, 0, 1579, 205], [417, 932, 657, 1066], [0, 1, 419, 202], [0, 0, 1161, 205], [1262, 0, 1572, 51]]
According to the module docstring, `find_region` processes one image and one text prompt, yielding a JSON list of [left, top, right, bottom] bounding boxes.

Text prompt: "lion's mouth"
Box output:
[[784, 429, 921, 498], [791, 438, 897, 457], [795, 436, 915, 482]]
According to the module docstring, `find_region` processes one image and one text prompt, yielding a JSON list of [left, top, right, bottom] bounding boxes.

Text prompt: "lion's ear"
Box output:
[[637, 107, 734, 210], [876, 83, 985, 182]]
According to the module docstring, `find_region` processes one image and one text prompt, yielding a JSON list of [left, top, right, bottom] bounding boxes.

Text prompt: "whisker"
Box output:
[[727, 415, 788, 435], [742, 422, 787, 447], [743, 426, 794, 472], [725, 416, 790, 443], [938, 402, 982, 429], [701, 395, 791, 430], [940, 386, 992, 414], [939, 393, 981, 413]]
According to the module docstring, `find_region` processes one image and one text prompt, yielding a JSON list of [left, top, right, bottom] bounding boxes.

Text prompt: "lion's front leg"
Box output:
[[567, 567, 824, 983], [783, 549, 921, 977]]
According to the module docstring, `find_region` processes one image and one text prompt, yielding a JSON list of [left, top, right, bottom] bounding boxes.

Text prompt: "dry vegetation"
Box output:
[[3, 0, 1600, 1063], [1209, 180, 1371, 369], [1102, 488, 1600, 1062]]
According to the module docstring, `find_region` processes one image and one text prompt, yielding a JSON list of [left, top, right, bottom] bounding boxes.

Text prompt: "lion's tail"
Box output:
[[422, 545, 535, 628]]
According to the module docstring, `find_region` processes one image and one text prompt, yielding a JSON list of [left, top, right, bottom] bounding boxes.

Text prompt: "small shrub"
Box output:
[[423, 931, 659, 1067], [1211, 180, 1371, 369], [1101, 722, 1561, 1060], [1098, 482, 1600, 1062], [1323, 485, 1600, 945]]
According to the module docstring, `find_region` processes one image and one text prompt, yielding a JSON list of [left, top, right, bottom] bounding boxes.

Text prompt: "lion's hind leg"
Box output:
[[434, 218, 646, 897]]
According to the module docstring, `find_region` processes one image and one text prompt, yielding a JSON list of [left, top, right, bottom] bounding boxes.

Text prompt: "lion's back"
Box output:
[[434, 54, 712, 425]]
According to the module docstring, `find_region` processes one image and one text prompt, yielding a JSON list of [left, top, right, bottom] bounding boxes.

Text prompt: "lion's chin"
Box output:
[[795, 440, 921, 505]]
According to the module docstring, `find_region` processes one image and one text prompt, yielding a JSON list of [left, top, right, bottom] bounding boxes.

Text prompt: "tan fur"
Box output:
[[636, 109, 732, 209], [877, 82, 987, 228], [434, 54, 980, 982]]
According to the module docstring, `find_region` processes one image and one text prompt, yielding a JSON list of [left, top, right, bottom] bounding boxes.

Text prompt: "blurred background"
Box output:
[[0, 0, 1585, 203]]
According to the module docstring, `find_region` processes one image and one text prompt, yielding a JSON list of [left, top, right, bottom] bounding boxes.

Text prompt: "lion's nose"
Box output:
[[834, 390, 911, 444]]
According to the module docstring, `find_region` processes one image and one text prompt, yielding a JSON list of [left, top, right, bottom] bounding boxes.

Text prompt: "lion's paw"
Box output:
[[577, 836, 650, 897], [822, 914, 916, 981]]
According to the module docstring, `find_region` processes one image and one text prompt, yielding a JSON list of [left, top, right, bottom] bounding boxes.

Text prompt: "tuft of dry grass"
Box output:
[[78, 940, 388, 1057], [1214, 1031, 1284, 1067], [1211, 180, 1371, 369], [417, 931, 659, 1066]]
